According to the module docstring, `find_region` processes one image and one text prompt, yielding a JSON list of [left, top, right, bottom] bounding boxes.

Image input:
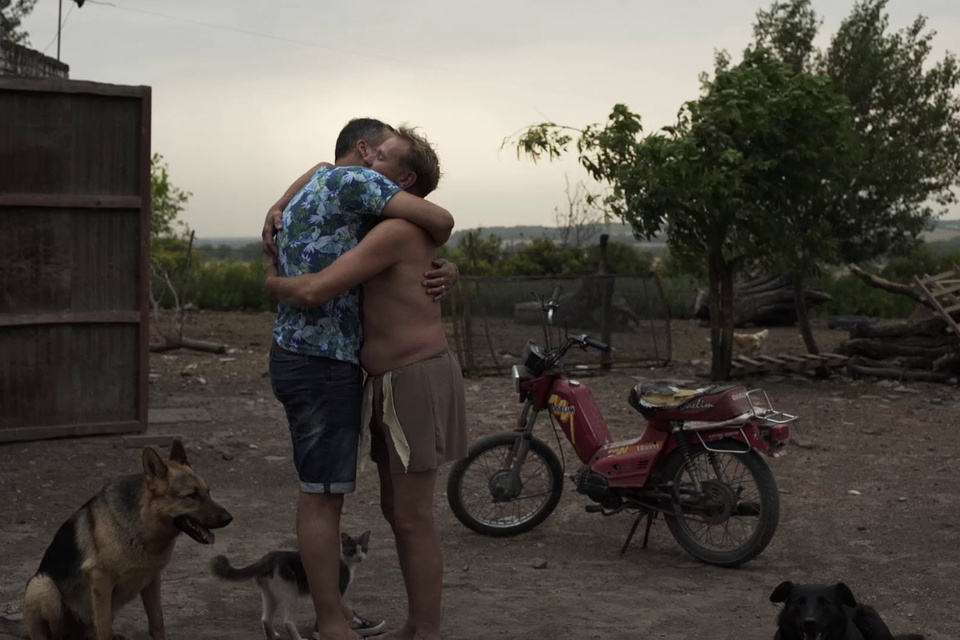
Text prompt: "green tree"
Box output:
[[585, 241, 654, 277], [149, 153, 194, 309], [752, 0, 960, 355], [499, 237, 587, 276], [510, 49, 857, 379], [756, 0, 960, 263], [753, 0, 820, 73], [824, 1, 960, 262], [151, 152, 192, 241], [438, 230, 506, 275], [1, 0, 37, 46], [741, 50, 859, 356]]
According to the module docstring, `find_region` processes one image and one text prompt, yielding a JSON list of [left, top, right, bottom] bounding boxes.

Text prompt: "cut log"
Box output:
[[150, 338, 227, 354], [827, 315, 879, 331], [849, 316, 947, 339], [695, 280, 832, 327], [934, 351, 960, 373], [837, 338, 956, 362], [846, 356, 954, 383], [737, 274, 792, 296]]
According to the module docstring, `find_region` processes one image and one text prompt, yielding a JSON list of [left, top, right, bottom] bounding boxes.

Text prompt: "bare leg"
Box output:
[[297, 492, 359, 640], [375, 463, 414, 640], [376, 464, 442, 640]]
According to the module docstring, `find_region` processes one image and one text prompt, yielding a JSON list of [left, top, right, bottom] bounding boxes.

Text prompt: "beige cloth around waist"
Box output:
[[361, 369, 411, 472], [359, 350, 468, 475]]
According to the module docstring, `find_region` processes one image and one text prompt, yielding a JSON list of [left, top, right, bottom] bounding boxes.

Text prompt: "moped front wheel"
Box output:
[[661, 442, 779, 567], [446, 432, 564, 537]]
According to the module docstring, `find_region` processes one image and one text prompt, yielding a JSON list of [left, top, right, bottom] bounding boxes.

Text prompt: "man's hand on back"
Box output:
[[262, 207, 284, 260], [423, 258, 460, 302], [262, 161, 333, 260]]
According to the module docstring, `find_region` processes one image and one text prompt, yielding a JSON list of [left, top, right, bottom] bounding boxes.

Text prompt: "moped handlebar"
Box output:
[[547, 286, 563, 308], [584, 337, 610, 352], [542, 334, 610, 369], [545, 286, 563, 326]]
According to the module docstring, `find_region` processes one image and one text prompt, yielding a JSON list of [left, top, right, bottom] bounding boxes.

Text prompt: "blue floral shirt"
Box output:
[[272, 166, 401, 363]]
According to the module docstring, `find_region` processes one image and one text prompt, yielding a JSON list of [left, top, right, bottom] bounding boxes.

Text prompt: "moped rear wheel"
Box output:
[[446, 432, 564, 537], [661, 442, 779, 567]]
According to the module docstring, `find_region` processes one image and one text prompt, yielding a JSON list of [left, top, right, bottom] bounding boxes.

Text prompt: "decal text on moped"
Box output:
[[682, 398, 715, 410]]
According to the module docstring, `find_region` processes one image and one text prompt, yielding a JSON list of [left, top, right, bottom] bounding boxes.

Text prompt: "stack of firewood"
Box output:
[[839, 315, 959, 382], [837, 266, 960, 383]]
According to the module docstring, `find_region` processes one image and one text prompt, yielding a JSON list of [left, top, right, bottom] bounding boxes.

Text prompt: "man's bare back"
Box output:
[[360, 219, 448, 376]]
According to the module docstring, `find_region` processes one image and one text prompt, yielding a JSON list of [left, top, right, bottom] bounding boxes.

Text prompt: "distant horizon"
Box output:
[[194, 218, 960, 246]]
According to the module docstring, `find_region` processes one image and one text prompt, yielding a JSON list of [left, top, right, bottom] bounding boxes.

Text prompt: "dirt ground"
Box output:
[[2, 313, 958, 640]]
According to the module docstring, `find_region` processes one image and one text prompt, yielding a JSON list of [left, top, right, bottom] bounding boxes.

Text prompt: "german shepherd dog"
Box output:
[[22, 441, 232, 640], [770, 581, 925, 640]]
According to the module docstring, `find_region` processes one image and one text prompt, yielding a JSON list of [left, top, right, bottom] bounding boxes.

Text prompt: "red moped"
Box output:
[[447, 288, 797, 567]]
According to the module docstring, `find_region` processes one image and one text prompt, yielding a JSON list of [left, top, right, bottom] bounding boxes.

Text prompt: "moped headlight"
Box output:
[[511, 365, 521, 393]]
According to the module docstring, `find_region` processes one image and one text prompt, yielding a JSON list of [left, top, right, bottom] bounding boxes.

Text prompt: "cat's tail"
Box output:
[[210, 555, 270, 581]]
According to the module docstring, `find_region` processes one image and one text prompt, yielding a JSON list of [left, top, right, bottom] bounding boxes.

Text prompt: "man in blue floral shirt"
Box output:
[[272, 162, 403, 363], [264, 118, 457, 640]]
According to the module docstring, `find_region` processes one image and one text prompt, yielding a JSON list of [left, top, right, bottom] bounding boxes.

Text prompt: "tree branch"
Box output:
[[847, 263, 932, 308]]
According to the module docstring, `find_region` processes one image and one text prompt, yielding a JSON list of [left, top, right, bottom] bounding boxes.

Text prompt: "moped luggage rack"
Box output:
[[746, 388, 798, 426]]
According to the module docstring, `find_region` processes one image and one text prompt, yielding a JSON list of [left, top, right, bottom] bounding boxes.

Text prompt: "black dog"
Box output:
[[770, 581, 925, 640]]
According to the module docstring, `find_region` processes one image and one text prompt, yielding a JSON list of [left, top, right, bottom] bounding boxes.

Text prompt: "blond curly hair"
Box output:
[[395, 125, 442, 198]]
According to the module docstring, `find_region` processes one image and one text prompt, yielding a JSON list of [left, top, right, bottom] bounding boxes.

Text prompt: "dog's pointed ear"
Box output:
[[340, 532, 350, 546], [169, 439, 190, 466], [143, 446, 169, 482], [770, 581, 793, 603], [359, 530, 371, 547], [835, 583, 857, 608]]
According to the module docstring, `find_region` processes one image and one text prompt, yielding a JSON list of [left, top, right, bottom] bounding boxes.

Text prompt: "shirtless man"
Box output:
[[266, 127, 466, 640]]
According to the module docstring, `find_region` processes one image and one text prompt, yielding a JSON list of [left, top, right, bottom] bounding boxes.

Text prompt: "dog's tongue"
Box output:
[[176, 516, 215, 544]]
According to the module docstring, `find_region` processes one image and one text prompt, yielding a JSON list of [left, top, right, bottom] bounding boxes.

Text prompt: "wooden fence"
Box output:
[[0, 78, 152, 442]]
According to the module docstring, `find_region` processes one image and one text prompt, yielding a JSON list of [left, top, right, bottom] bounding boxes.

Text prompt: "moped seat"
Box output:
[[628, 381, 742, 420]]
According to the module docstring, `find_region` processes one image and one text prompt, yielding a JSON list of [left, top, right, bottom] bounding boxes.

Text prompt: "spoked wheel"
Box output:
[[661, 442, 779, 567], [446, 432, 563, 537]]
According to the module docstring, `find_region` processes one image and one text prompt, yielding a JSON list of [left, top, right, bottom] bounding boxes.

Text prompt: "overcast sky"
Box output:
[[22, 0, 960, 238]]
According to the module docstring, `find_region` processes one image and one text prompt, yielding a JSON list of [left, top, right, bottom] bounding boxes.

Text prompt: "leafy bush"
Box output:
[[188, 260, 274, 311], [154, 258, 275, 312]]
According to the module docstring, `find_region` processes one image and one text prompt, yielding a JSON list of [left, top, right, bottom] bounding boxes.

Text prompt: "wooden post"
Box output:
[[651, 270, 672, 364], [598, 235, 613, 371], [461, 279, 475, 372], [449, 284, 464, 370]]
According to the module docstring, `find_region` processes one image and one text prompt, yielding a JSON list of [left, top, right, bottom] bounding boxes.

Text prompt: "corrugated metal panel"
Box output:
[[0, 78, 151, 442]]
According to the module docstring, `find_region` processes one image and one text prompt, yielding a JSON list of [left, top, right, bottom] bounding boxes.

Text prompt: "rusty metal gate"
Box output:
[[0, 78, 151, 442]]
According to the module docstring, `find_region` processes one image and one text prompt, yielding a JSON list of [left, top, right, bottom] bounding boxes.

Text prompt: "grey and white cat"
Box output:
[[211, 530, 371, 640]]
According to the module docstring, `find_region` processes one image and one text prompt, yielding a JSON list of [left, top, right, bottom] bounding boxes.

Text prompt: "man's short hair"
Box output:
[[334, 118, 395, 161], [395, 125, 442, 198]]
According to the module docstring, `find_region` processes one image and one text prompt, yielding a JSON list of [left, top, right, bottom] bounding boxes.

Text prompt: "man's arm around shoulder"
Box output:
[[265, 219, 420, 308], [381, 191, 453, 247]]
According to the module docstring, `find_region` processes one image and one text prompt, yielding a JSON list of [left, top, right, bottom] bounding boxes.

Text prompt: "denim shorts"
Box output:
[[269, 348, 363, 494]]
